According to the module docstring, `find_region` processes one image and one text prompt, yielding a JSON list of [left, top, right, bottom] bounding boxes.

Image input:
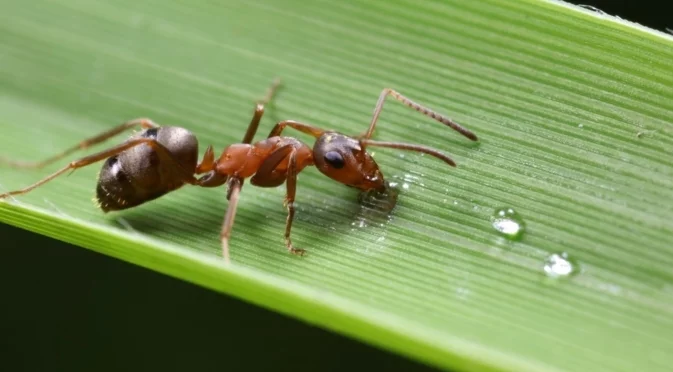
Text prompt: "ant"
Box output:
[[0, 79, 478, 262]]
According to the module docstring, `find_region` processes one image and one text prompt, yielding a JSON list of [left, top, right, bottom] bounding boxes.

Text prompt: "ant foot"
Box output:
[[288, 246, 306, 256]]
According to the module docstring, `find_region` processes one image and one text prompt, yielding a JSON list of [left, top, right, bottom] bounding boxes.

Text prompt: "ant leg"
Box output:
[[220, 177, 242, 263], [0, 138, 190, 200], [220, 144, 297, 261], [267, 120, 325, 138], [241, 77, 282, 144], [283, 149, 304, 255], [360, 88, 478, 142], [226, 78, 282, 200], [0, 118, 159, 169], [219, 78, 283, 261]]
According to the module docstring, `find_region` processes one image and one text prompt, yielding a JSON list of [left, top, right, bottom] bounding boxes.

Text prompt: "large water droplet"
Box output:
[[491, 207, 525, 240], [543, 252, 576, 278]]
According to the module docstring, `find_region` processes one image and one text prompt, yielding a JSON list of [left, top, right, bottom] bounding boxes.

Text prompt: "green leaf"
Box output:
[[1, 1, 672, 371]]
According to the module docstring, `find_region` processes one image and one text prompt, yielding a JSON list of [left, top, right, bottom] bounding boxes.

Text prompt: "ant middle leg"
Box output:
[[241, 77, 282, 144], [219, 144, 295, 262], [0, 118, 159, 169], [220, 177, 242, 263], [0, 137, 194, 200], [360, 88, 478, 142], [218, 78, 282, 262], [226, 78, 282, 201]]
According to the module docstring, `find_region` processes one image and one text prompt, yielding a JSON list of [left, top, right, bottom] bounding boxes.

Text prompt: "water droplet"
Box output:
[[402, 183, 410, 190], [578, 124, 584, 128], [453, 200, 458, 205], [543, 252, 576, 278], [351, 218, 367, 228], [491, 207, 525, 240]]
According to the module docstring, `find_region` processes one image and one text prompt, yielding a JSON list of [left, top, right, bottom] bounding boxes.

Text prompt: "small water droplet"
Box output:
[[402, 183, 409, 190], [350, 218, 367, 228], [453, 200, 458, 205], [578, 124, 584, 128], [543, 252, 576, 278], [491, 207, 525, 240], [399, 153, 405, 159]]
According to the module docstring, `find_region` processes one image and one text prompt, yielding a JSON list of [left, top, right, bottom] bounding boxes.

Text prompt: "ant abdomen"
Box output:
[[95, 126, 199, 212]]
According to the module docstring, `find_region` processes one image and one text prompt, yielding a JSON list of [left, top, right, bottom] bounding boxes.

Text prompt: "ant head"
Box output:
[[313, 132, 385, 192], [96, 126, 199, 211]]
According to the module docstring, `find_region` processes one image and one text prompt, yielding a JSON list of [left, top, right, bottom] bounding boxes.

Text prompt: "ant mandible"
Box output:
[[0, 79, 478, 262]]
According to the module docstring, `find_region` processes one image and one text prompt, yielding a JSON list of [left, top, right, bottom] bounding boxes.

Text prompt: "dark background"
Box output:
[[570, 0, 670, 33], [0, 1, 668, 371]]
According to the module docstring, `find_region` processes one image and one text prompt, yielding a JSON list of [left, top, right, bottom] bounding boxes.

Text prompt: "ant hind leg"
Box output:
[[0, 137, 189, 200], [0, 118, 159, 170]]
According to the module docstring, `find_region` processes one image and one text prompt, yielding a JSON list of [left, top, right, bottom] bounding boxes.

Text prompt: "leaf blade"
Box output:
[[1, 1, 672, 371]]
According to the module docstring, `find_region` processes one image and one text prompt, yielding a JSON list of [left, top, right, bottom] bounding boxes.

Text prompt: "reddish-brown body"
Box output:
[[215, 137, 313, 186], [0, 79, 478, 262]]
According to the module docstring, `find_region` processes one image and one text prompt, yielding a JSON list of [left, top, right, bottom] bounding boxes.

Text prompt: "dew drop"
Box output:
[[491, 207, 525, 240], [578, 124, 584, 128], [543, 252, 576, 278]]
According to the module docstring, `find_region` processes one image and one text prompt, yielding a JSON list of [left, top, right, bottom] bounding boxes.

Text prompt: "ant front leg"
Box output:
[[283, 148, 304, 255], [0, 118, 159, 169], [0, 137, 185, 200]]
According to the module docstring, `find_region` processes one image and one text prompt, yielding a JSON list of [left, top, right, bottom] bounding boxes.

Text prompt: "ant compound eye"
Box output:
[[324, 151, 345, 169]]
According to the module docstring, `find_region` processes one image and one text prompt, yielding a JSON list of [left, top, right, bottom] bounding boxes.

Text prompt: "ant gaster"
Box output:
[[0, 79, 478, 262]]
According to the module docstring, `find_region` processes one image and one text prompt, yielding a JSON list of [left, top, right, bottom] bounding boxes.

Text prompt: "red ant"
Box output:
[[0, 79, 478, 262]]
